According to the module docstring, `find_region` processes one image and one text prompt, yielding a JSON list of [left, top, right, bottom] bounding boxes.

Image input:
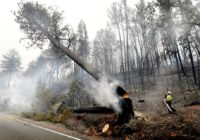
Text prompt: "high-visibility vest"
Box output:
[[166, 95, 173, 102]]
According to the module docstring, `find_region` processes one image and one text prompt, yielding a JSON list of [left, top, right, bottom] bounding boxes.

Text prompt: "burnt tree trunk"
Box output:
[[187, 36, 197, 85]]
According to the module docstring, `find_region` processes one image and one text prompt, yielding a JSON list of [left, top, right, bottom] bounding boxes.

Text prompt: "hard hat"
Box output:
[[167, 91, 172, 95]]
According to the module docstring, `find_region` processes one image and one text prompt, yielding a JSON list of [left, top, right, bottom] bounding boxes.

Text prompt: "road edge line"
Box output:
[[16, 119, 81, 140]]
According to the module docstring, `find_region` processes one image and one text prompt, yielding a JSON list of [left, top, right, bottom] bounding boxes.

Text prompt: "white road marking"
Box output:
[[15, 119, 81, 140]]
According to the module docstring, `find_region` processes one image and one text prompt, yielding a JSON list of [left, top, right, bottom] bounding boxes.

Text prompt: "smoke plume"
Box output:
[[0, 73, 37, 112], [86, 77, 122, 113]]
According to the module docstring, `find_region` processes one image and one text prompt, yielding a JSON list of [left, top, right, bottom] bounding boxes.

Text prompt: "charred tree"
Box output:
[[187, 36, 197, 85]]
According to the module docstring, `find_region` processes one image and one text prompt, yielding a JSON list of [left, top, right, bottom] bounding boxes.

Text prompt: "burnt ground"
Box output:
[[64, 105, 200, 140], [63, 90, 200, 140], [21, 90, 200, 140], [132, 106, 200, 140], [20, 104, 200, 140]]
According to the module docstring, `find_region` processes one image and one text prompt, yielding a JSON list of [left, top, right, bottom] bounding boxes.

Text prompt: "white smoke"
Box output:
[[86, 77, 122, 113], [0, 73, 37, 112]]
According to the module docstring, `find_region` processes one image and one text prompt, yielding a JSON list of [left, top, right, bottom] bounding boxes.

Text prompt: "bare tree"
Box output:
[[108, 2, 126, 84], [92, 28, 118, 75], [74, 20, 90, 82]]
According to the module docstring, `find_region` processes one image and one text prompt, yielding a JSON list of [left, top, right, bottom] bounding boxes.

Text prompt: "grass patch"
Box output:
[[53, 109, 73, 123]]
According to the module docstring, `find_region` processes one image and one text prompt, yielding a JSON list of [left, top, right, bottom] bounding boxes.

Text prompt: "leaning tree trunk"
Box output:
[[40, 30, 111, 85], [49, 36, 101, 81], [15, 1, 126, 91], [36, 23, 103, 81]]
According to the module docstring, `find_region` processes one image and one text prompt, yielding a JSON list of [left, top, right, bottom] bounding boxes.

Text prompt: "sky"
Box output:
[[0, 0, 140, 70]]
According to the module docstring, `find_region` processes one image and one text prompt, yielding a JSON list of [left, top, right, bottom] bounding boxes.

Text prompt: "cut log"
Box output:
[[184, 101, 200, 107], [68, 107, 115, 114]]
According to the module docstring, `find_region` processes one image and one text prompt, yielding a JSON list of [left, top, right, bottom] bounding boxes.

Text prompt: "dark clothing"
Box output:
[[166, 101, 176, 113], [116, 98, 134, 125]]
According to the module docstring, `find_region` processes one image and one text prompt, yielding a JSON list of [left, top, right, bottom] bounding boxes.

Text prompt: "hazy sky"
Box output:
[[0, 0, 140, 69]]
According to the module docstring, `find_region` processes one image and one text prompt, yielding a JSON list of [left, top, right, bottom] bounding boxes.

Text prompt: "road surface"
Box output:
[[0, 113, 81, 140]]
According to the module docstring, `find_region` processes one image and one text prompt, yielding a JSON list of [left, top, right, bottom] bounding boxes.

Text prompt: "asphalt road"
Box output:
[[0, 114, 81, 140]]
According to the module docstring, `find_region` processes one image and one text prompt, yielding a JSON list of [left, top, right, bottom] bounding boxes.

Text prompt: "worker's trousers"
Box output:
[[166, 101, 176, 113]]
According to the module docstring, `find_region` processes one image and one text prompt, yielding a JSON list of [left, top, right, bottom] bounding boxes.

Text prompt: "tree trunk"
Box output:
[[187, 36, 197, 85], [117, 21, 126, 85], [45, 32, 105, 83], [172, 35, 186, 76], [124, 0, 131, 85]]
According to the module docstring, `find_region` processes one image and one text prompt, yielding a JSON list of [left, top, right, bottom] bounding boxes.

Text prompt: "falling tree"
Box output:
[[14, 1, 102, 81]]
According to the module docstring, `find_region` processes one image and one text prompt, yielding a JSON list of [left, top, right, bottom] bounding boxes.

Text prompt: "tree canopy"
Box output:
[[1, 49, 21, 73]]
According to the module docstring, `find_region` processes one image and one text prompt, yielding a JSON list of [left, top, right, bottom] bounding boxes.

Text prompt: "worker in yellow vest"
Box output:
[[164, 91, 176, 113]]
